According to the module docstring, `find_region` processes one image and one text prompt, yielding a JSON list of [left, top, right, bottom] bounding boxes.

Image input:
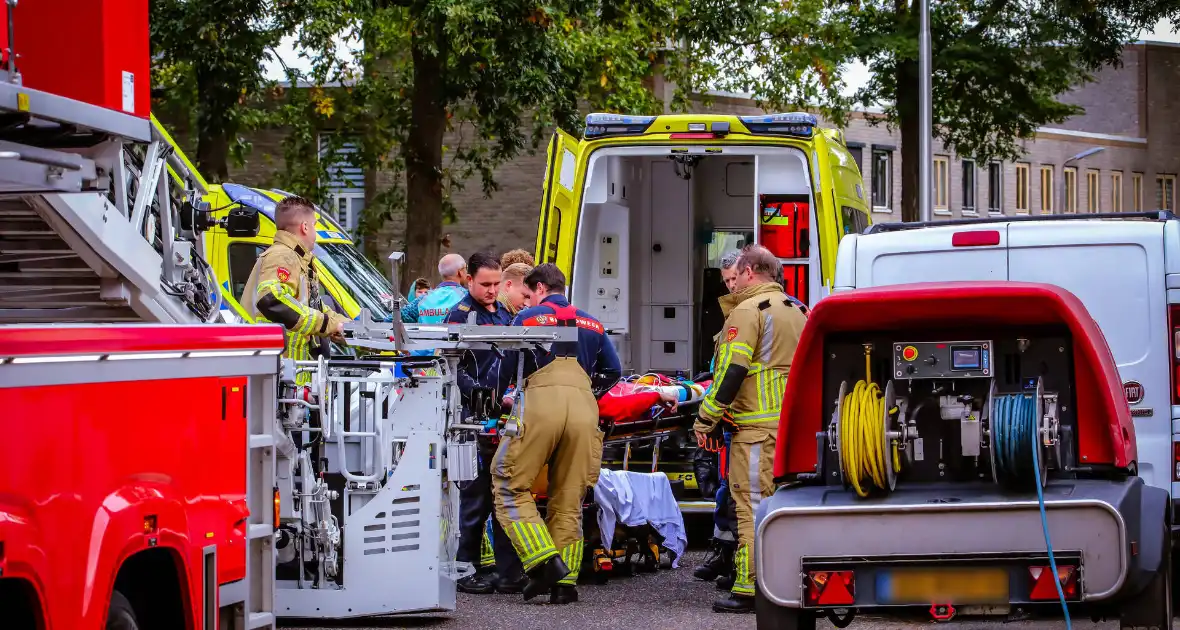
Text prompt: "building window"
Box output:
[[961, 160, 976, 215], [319, 134, 366, 236], [1158, 174, 1175, 212], [1086, 170, 1100, 213], [871, 149, 892, 212], [1111, 171, 1123, 212], [1064, 166, 1078, 213], [1015, 163, 1030, 214], [987, 162, 1003, 214], [933, 156, 949, 214], [1133, 173, 1144, 211], [1039, 166, 1054, 214]]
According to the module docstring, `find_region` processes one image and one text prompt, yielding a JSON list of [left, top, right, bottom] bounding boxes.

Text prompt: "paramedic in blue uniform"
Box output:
[[493, 264, 622, 604], [444, 252, 526, 595]]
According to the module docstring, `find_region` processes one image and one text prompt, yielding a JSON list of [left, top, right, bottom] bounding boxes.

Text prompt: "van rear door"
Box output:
[[850, 223, 1009, 286], [536, 129, 586, 275], [1007, 220, 1170, 491]]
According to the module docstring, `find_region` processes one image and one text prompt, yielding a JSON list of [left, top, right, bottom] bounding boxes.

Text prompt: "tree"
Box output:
[[150, 0, 302, 181], [688, 0, 1171, 221], [277, 0, 678, 291]]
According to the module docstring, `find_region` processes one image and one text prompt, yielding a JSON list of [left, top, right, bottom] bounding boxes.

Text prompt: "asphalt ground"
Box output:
[[284, 517, 1145, 630]]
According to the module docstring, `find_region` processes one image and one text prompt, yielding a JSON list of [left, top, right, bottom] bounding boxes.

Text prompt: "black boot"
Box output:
[[523, 555, 570, 602], [457, 573, 496, 595], [713, 592, 755, 613], [693, 538, 734, 581], [549, 584, 579, 604], [494, 573, 528, 595], [716, 572, 735, 591]]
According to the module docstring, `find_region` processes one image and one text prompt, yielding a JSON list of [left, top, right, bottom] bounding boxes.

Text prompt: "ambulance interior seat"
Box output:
[[697, 267, 726, 374]]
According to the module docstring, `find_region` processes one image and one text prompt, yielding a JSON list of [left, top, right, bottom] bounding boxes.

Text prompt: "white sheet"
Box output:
[[593, 469, 689, 568]]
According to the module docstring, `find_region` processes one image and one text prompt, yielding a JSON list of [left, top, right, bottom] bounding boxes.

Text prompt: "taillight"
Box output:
[[1173, 442, 1180, 482], [951, 230, 1001, 247], [805, 570, 855, 606], [1028, 565, 1079, 601], [1171, 305, 1180, 406], [273, 486, 281, 531]]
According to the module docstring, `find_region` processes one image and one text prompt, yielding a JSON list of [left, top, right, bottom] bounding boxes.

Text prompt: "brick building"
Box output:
[[215, 40, 1180, 267]]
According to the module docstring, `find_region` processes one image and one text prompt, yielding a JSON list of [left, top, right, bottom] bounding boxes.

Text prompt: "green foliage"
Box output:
[[271, 0, 677, 272], [684, 0, 1170, 166], [150, 0, 302, 180]]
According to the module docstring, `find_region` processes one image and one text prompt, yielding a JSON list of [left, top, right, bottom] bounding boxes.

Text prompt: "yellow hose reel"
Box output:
[[828, 344, 911, 497]]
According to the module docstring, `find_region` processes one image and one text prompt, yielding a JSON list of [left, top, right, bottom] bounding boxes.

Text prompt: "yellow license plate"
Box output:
[[877, 567, 1009, 605]]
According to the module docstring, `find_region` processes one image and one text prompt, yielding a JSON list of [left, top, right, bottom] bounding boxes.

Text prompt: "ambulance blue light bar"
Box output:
[[740, 113, 818, 137], [584, 113, 657, 139]]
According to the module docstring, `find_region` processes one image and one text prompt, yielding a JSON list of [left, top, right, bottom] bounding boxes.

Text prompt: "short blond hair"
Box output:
[[502, 262, 532, 283], [500, 249, 535, 268]]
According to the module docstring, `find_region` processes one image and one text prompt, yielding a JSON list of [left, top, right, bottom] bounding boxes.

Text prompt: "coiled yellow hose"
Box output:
[[839, 347, 901, 497]]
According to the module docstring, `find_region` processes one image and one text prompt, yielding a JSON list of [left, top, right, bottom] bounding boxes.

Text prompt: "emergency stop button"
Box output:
[[902, 346, 918, 361]]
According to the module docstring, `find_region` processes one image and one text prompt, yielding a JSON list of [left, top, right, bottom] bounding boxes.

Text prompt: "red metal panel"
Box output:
[[11, 0, 150, 117], [1, 374, 251, 629], [0, 324, 285, 357], [773, 282, 1136, 477]]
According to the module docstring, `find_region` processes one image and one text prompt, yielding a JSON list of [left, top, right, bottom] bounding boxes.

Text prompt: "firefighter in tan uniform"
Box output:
[[695, 244, 807, 614], [242, 196, 350, 381], [493, 264, 622, 605]]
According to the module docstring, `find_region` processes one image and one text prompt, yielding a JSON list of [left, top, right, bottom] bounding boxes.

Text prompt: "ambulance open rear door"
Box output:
[[536, 129, 586, 276]]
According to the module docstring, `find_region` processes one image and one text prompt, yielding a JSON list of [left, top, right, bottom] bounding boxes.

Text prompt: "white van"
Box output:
[[832, 211, 1180, 528]]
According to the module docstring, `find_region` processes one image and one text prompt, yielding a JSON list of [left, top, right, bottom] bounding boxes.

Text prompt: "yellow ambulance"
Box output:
[[533, 113, 870, 506], [151, 115, 399, 324], [534, 112, 870, 376]]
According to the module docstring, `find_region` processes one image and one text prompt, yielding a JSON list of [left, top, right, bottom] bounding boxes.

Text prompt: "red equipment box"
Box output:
[[3, 0, 150, 117], [759, 195, 810, 259]]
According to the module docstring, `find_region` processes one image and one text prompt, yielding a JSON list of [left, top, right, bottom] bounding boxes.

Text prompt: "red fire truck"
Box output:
[[0, 0, 281, 627], [0, 325, 283, 630]]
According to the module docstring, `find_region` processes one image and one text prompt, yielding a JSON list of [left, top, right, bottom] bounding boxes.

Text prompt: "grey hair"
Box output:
[[719, 250, 742, 270], [438, 253, 466, 278], [735, 244, 779, 279]]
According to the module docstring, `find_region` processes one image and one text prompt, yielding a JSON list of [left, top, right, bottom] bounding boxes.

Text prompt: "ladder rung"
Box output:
[[249, 434, 275, 449], [248, 524, 273, 540], [247, 612, 275, 629]]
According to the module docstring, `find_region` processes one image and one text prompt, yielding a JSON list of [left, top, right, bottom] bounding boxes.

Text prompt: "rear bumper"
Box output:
[[754, 478, 1162, 610]]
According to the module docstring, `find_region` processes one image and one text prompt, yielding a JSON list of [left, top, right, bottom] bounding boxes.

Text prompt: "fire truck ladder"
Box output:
[[0, 68, 217, 323]]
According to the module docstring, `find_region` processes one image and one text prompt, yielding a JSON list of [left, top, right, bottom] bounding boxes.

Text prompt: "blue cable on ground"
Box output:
[[995, 393, 1071, 629]]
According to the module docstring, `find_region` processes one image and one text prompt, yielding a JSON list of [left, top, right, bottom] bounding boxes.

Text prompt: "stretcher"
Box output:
[[531, 374, 713, 582]]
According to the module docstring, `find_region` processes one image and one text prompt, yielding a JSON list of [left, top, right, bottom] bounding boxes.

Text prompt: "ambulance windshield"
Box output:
[[314, 242, 397, 322]]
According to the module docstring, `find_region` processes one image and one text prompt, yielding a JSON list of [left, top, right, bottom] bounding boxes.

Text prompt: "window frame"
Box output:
[[1111, 171, 1123, 213], [1015, 163, 1030, 214], [1039, 166, 1054, 214], [1063, 166, 1078, 214], [1086, 169, 1100, 213], [961, 159, 977, 216], [987, 162, 1003, 215], [870, 149, 893, 213], [1158, 174, 1176, 212], [933, 156, 950, 215], [1132, 172, 1144, 211], [329, 190, 366, 234]]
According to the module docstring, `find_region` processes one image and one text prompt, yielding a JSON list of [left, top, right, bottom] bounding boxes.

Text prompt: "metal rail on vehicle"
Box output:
[[867, 210, 1177, 234]]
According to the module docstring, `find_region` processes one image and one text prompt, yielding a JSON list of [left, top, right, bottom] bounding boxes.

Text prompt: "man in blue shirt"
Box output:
[[491, 264, 621, 605], [444, 252, 525, 595], [400, 253, 468, 323]]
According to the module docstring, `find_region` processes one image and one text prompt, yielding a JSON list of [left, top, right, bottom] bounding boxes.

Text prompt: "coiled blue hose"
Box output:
[[993, 393, 1071, 628]]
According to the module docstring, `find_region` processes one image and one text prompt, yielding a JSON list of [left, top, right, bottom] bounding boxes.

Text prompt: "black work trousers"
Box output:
[[457, 438, 523, 581]]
